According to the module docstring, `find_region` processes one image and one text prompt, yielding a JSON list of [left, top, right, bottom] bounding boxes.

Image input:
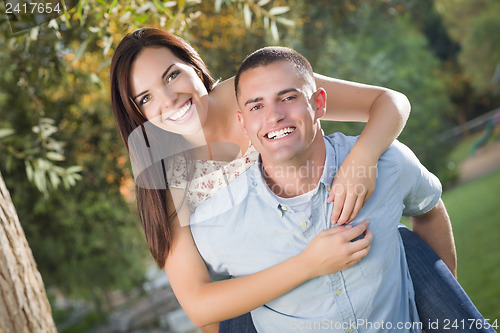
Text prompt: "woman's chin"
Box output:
[[150, 114, 203, 138]]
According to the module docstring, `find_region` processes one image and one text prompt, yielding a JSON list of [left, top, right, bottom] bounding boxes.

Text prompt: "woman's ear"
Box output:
[[314, 88, 327, 120]]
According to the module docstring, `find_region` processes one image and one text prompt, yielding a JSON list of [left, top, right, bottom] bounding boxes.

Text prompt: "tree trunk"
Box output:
[[0, 171, 56, 333]]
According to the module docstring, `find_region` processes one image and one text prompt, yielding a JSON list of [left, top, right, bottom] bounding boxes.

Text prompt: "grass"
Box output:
[[442, 169, 500, 322]]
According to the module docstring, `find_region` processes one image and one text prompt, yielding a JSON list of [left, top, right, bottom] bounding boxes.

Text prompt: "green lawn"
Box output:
[[442, 168, 500, 322]]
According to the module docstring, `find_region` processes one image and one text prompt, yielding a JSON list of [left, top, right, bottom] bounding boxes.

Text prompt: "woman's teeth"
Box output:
[[169, 99, 192, 121], [267, 127, 295, 139]]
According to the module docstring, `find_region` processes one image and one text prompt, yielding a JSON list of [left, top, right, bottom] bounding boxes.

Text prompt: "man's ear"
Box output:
[[236, 111, 249, 138], [314, 88, 327, 120]]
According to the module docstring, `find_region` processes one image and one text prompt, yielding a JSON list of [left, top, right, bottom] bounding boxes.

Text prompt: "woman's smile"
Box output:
[[164, 98, 193, 123]]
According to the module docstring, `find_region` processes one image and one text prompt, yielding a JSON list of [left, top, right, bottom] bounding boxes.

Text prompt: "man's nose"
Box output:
[[267, 103, 285, 123]]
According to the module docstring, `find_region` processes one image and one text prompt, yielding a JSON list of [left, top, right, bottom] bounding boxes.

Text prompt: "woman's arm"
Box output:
[[316, 74, 411, 224], [314, 73, 410, 158], [165, 188, 372, 327]]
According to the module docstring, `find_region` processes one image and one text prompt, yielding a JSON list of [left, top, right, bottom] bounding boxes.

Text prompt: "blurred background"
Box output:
[[0, 0, 499, 332]]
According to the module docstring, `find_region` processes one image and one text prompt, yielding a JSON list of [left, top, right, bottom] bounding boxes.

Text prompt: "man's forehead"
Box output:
[[239, 63, 307, 93]]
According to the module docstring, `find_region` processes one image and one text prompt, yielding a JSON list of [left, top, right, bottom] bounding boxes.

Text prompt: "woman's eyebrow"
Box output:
[[161, 64, 175, 80]]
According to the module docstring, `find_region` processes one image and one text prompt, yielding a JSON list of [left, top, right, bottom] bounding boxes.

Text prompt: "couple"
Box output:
[[110, 28, 493, 332]]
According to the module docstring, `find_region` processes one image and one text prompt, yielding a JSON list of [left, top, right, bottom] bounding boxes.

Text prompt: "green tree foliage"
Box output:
[[285, 1, 454, 176], [0, 10, 148, 304], [436, 0, 500, 93], [1, 0, 497, 322], [0, 0, 296, 315]]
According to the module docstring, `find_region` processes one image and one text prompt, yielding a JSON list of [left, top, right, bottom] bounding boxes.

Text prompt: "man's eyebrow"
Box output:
[[277, 88, 298, 96], [132, 64, 175, 101], [244, 97, 263, 107], [243, 88, 298, 107]]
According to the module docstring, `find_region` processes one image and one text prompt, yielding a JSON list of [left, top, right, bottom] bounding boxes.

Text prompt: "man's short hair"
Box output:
[[234, 46, 315, 98]]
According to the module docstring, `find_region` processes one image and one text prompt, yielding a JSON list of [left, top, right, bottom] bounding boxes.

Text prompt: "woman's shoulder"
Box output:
[[209, 77, 238, 115]]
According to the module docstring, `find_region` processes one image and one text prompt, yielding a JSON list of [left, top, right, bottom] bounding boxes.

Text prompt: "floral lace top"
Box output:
[[166, 144, 259, 212]]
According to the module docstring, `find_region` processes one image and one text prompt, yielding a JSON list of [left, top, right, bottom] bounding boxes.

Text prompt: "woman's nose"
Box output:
[[160, 87, 178, 110]]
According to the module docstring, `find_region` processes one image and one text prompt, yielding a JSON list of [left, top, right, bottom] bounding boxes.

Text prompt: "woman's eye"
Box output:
[[140, 95, 151, 105], [167, 70, 180, 82]]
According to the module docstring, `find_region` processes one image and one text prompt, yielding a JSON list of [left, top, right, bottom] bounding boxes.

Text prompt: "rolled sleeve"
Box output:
[[391, 141, 442, 217]]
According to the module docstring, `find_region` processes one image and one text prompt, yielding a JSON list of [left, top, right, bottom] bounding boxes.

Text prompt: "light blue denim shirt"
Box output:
[[190, 133, 442, 332]]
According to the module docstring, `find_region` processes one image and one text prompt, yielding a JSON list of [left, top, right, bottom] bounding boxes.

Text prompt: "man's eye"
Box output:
[[167, 70, 180, 82], [250, 105, 262, 112], [140, 95, 151, 105], [283, 95, 296, 102]]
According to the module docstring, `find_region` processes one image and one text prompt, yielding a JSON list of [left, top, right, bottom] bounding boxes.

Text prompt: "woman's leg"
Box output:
[[219, 312, 257, 333], [399, 225, 496, 333]]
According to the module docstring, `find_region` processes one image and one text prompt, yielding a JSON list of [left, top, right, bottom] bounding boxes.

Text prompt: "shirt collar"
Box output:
[[319, 136, 338, 190], [251, 136, 338, 200]]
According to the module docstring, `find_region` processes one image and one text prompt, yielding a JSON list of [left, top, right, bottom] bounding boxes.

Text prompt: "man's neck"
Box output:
[[261, 136, 326, 198]]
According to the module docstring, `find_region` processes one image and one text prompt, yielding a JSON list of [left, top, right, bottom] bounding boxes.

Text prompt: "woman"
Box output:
[[110, 28, 490, 333]]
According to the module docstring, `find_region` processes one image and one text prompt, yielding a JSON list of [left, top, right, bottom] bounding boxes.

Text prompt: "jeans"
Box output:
[[219, 226, 496, 333], [399, 225, 496, 333]]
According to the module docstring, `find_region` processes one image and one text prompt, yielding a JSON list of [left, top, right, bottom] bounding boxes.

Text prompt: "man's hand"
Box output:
[[328, 156, 377, 225], [300, 220, 373, 279]]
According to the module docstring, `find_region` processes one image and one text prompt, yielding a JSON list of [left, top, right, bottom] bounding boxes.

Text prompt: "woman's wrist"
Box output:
[[344, 143, 380, 168], [294, 250, 318, 281]]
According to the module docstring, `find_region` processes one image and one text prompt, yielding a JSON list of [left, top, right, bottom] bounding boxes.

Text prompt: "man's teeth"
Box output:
[[169, 100, 192, 121], [267, 127, 295, 139]]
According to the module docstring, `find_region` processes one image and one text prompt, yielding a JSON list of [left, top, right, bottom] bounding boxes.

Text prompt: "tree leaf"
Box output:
[[108, 0, 119, 14], [269, 6, 289, 16], [46, 152, 65, 161], [25, 161, 34, 182], [263, 16, 269, 29], [66, 165, 83, 174], [276, 17, 295, 27], [164, 1, 177, 8], [243, 3, 252, 28], [74, 40, 89, 62], [215, 0, 223, 12], [49, 171, 60, 189], [270, 20, 279, 41], [0, 128, 15, 139], [257, 0, 271, 6]]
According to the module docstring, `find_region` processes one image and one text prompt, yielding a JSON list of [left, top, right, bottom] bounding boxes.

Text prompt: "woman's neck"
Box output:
[[204, 95, 250, 155]]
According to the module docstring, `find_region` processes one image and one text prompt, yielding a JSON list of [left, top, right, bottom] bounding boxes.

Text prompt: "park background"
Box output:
[[0, 0, 499, 332]]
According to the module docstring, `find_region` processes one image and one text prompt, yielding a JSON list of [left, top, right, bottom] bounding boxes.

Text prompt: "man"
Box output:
[[190, 47, 492, 332]]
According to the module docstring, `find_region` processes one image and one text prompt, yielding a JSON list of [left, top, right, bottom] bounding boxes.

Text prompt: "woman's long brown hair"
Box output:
[[110, 28, 214, 267]]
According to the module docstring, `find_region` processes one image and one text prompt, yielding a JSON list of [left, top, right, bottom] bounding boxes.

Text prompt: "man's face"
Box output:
[[237, 61, 325, 165]]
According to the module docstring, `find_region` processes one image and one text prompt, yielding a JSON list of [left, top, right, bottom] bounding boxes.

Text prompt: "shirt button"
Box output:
[[281, 205, 287, 211], [347, 328, 353, 333], [300, 221, 307, 227], [336, 289, 341, 295]]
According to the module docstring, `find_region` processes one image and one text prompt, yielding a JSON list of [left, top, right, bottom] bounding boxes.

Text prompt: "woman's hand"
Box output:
[[299, 220, 372, 279], [327, 153, 377, 225]]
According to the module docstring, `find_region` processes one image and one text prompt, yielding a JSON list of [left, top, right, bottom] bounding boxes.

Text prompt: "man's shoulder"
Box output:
[[324, 132, 359, 149], [324, 132, 420, 171]]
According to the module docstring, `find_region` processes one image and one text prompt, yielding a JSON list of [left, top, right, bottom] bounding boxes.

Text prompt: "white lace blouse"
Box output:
[[166, 145, 259, 212]]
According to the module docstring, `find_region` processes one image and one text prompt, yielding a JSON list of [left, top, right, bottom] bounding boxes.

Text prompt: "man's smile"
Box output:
[[265, 126, 296, 140]]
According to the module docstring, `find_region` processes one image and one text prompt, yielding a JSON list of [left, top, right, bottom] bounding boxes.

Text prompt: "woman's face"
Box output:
[[129, 47, 209, 136]]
